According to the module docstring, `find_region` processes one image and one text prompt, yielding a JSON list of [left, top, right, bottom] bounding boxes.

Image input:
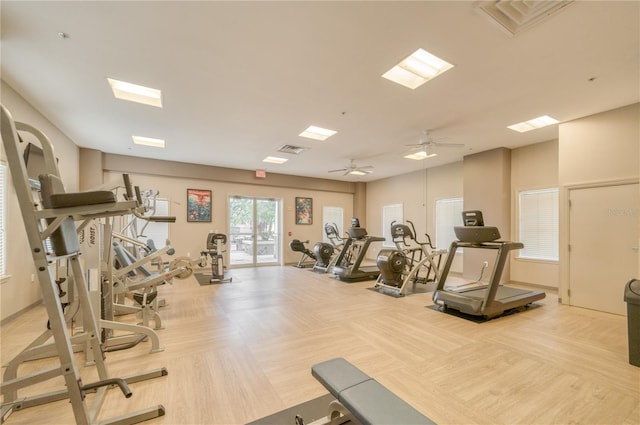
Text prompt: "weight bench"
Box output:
[[310, 358, 435, 425]]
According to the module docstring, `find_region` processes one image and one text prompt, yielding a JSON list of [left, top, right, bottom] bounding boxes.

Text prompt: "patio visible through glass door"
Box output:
[[228, 196, 280, 266]]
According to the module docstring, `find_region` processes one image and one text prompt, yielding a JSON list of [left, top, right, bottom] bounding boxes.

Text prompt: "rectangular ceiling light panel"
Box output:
[[507, 115, 559, 133], [382, 48, 454, 89], [108, 78, 163, 107], [299, 126, 337, 141], [132, 135, 165, 148], [263, 156, 288, 164]]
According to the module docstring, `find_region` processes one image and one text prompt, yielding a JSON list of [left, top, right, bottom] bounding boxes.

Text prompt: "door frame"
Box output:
[[559, 177, 639, 305], [228, 195, 282, 268]]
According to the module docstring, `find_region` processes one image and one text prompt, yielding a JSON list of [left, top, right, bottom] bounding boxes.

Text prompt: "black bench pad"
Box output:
[[311, 358, 435, 425]]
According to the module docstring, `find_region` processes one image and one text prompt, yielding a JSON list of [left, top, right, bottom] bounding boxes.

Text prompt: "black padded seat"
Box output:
[[39, 174, 116, 209], [312, 358, 435, 425], [48, 191, 116, 209]]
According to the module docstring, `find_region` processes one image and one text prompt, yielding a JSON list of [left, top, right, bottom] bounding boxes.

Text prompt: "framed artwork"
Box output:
[[295, 197, 313, 225], [187, 189, 212, 222]]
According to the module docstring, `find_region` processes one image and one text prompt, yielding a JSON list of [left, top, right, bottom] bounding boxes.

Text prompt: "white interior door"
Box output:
[[569, 182, 639, 315]]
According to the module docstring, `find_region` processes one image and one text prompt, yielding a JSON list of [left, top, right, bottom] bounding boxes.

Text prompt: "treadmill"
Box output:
[[432, 211, 545, 319], [332, 218, 385, 282]]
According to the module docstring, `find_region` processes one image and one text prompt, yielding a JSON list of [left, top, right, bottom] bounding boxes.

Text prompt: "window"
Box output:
[[322, 206, 344, 244], [135, 198, 170, 249], [518, 188, 559, 261], [382, 204, 403, 247], [435, 198, 463, 250], [0, 162, 6, 277]]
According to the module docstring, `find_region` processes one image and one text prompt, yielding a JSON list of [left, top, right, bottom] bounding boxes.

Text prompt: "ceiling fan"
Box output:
[[404, 130, 464, 160], [328, 159, 374, 176]]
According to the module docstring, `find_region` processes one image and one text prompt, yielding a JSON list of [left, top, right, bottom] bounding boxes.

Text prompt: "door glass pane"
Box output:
[[256, 199, 279, 264], [229, 196, 254, 266]]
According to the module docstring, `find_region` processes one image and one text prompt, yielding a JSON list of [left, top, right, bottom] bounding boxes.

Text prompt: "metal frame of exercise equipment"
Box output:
[[0, 104, 167, 425]]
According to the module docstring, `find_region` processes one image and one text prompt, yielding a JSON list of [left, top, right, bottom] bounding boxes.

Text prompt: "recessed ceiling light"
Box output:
[[108, 78, 162, 108], [262, 156, 288, 164], [507, 115, 559, 133], [299, 125, 337, 141], [132, 135, 165, 148], [404, 151, 438, 160], [382, 48, 454, 90]]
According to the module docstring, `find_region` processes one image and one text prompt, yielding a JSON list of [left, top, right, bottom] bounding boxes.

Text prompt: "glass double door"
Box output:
[[228, 196, 280, 267]]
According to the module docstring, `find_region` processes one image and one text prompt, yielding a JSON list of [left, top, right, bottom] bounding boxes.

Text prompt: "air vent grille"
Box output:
[[476, 0, 574, 36], [277, 144, 307, 155]]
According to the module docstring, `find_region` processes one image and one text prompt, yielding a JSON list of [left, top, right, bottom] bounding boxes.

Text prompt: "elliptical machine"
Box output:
[[312, 222, 345, 273], [201, 233, 232, 283], [374, 220, 446, 296], [289, 239, 316, 268]]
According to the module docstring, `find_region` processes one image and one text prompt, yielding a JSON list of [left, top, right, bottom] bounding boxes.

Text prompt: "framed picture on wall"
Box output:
[[295, 197, 313, 225], [187, 189, 212, 222]]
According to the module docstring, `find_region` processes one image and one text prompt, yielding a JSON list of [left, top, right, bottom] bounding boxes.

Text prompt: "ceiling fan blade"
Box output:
[[358, 165, 374, 169], [328, 168, 347, 173], [432, 142, 465, 148]]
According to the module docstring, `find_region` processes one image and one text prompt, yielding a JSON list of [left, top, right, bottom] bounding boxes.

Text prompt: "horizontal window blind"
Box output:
[[518, 188, 559, 261], [435, 198, 463, 250], [0, 162, 5, 276], [382, 204, 403, 247], [322, 206, 343, 244], [136, 198, 170, 249]]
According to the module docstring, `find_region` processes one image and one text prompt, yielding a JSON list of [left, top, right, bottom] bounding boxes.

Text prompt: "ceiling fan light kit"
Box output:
[[403, 130, 464, 160]]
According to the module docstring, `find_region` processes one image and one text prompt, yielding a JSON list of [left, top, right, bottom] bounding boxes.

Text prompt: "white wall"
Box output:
[[366, 162, 464, 271], [366, 168, 429, 260], [103, 171, 353, 266], [1, 81, 80, 321], [427, 162, 464, 272], [558, 102, 639, 302], [510, 140, 560, 288]]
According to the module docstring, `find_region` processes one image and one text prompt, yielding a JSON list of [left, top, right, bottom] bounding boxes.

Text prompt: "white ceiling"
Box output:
[[1, 1, 638, 182]]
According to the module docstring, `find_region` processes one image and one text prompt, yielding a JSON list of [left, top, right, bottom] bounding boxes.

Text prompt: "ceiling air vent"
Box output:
[[277, 144, 307, 155], [475, 0, 574, 36]]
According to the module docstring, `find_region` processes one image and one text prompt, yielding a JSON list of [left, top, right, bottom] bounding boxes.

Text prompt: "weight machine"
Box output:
[[0, 104, 166, 424]]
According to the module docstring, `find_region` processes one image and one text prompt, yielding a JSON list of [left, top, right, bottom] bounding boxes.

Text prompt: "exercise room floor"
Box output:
[[1, 266, 638, 424]]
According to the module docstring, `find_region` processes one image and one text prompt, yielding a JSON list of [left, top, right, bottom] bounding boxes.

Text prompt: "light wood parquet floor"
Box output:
[[1, 265, 639, 424]]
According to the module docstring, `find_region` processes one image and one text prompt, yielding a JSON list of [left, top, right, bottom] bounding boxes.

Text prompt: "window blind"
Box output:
[[322, 206, 344, 244], [518, 188, 559, 261], [382, 204, 403, 247], [0, 162, 6, 277], [435, 198, 463, 250], [135, 198, 170, 249]]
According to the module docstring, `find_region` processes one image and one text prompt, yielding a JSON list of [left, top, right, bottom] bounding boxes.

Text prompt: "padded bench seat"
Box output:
[[311, 358, 435, 425]]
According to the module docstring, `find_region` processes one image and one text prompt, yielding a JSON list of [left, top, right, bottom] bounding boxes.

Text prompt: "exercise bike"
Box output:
[[312, 222, 345, 273], [289, 239, 316, 268], [200, 233, 232, 283], [374, 220, 446, 296]]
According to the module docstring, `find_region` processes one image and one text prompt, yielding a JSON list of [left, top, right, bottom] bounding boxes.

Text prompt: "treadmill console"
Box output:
[[462, 210, 484, 226], [454, 210, 501, 243]]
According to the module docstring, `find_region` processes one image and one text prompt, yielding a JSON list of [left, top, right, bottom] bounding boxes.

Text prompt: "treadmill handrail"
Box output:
[[434, 239, 526, 315]]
